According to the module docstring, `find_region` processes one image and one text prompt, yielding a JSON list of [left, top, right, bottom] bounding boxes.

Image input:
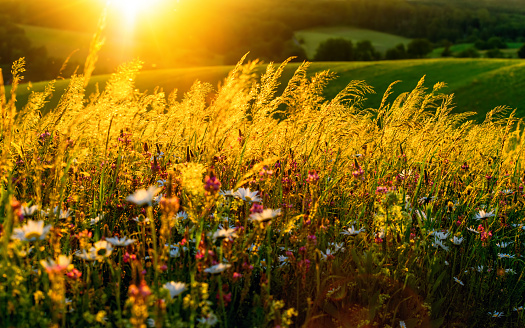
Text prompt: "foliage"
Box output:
[[518, 43, 525, 59], [314, 38, 354, 62], [407, 39, 434, 59]]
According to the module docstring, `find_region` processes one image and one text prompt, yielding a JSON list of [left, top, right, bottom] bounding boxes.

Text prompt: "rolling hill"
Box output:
[[295, 26, 412, 59], [8, 58, 525, 122]]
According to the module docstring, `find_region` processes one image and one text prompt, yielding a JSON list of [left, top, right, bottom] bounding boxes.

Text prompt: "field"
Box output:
[[429, 43, 522, 59], [1, 54, 525, 327], [12, 58, 525, 122], [294, 26, 412, 59]]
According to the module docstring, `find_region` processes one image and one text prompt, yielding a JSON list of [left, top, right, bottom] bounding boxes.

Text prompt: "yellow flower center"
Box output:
[[25, 231, 41, 240], [97, 248, 107, 256]]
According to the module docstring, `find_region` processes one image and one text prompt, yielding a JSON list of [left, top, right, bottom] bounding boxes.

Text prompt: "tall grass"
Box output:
[[0, 51, 524, 328]]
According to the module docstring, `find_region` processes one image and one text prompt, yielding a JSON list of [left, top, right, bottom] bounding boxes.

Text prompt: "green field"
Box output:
[[430, 42, 522, 58], [11, 58, 525, 122], [295, 26, 412, 59]]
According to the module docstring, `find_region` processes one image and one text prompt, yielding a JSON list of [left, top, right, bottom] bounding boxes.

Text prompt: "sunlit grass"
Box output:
[[1, 54, 525, 327]]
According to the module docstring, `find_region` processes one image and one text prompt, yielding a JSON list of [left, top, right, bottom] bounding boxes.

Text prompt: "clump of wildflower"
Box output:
[[128, 280, 152, 328], [250, 203, 264, 214], [306, 170, 319, 183], [204, 174, 221, 196], [352, 166, 364, 180], [478, 225, 492, 245]]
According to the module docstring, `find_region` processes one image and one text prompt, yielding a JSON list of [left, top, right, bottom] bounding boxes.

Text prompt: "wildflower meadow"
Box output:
[[1, 53, 525, 328]]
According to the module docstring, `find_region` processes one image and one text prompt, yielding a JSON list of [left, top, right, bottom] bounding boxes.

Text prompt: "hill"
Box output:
[[295, 26, 411, 59], [9, 58, 525, 122]]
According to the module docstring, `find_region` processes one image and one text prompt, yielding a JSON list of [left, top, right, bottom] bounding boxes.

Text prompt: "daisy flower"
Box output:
[[451, 236, 464, 245], [163, 281, 188, 299], [212, 228, 238, 241], [204, 263, 231, 274], [21, 204, 39, 217], [474, 209, 495, 221], [453, 277, 464, 286], [11, 220, 52, 242], [233, 187, 262, 203], [106, 236, 137, 247], [126, 186, 162, 206], [249, 208, 281, 222], [341, 225, 366, 236]]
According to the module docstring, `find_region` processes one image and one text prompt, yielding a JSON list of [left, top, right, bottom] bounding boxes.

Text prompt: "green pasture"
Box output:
[[294, 26, 412, 59], [10, 58, 525, 122], [430, 42, 522, 58]]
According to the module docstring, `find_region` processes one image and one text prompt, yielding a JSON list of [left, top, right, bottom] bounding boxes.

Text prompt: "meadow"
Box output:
[[1, 52, 525, 328], [294, 26, 411, 59], [11, 58, 525, 122]]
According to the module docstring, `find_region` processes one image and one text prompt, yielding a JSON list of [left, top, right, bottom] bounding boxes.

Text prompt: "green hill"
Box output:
[[295, 26, 412, 59], [9, 58, 525, 122]]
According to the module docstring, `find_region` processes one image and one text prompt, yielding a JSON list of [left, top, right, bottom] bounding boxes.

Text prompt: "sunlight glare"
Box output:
[[108, 0, 159, 24]]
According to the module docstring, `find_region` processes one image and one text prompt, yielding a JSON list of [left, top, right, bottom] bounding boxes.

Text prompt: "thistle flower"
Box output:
[[11, 220, 52, 242], [163, 281, 187, 299], [126, 186, 162, 206], [106, 236, 137, 247]]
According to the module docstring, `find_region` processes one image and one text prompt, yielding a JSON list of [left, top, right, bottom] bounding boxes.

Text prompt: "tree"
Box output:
[[314, 38, 354, 61], [354, 40, 381, 61], [407, 38, 433, 58], [385, 44, 407, 60], [517, 43, 525, 58]]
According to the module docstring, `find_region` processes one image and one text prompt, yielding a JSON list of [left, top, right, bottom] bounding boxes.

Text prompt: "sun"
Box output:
[[108, 0, 161, 24]]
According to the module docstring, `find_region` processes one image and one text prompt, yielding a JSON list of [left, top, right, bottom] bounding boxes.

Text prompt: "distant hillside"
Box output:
[[295, 26, 411, 59], [9, 58, 525, 122]]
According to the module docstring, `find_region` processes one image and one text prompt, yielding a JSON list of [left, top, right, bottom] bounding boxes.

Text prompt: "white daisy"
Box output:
[[451, 236, 464, 245], [126, 186, 162, 206], [204, 263, 231, 274], [21, 204, 39, 217], [212, 228, 238, 241], [341, 225, 365, 236], [163, 281, 187, 299], [432, 238, 449, 251], [474, 209, 495, 220], [11, 220, 52, 242], [249, 208, 282, 222], [106, 236, 137, 247], [233, 187, 262, 203], [453, 277, 464, 286]]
